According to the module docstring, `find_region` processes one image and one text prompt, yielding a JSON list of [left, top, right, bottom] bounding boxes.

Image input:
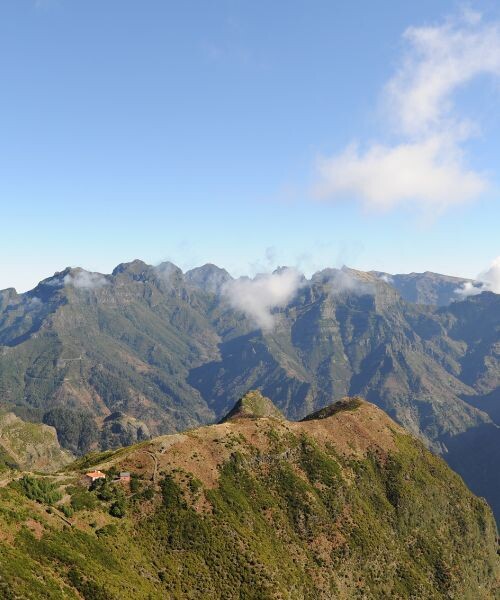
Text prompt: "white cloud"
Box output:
[[316, 136, 485, 212], [222, 268, 302, 330], [64, 271, 108, 290], [247, 246, 280, 275], [481, 256, 500, 293], [455, 281, 483, 297], [316, 11, 500, 212], [328, 269, 374, 296], [455, 256, 500, 296], [44, 276, 64, 288], [378, 274, 394, 284], [386, 11, 500, 137]]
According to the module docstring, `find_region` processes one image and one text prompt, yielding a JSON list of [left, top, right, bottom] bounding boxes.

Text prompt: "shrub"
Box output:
[[95, 483, 115, 502], [60, 504, 74, 518], [109, 499, 126, 518], [161, 475, 185, 509], [43, 408, 98, 454], [141, 486, 154, 501], [70, 490, 97, 512], [130, 476, 141, 494], [188, 477, 202, 495], [96, 524, 118, 538], [67, 569, 113, 600], [14, 475, 62, 505]]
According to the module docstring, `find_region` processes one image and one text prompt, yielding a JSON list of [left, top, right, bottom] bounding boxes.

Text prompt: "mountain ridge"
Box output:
[[0, 394, 498, 599], [0, 259, 499, 521]]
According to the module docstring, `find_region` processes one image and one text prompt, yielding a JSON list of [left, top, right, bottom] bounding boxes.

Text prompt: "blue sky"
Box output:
[[1, 0, 499, 291]]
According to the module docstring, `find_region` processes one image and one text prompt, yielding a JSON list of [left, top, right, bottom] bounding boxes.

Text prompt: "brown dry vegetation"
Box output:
[[0, 395, 498, 599]]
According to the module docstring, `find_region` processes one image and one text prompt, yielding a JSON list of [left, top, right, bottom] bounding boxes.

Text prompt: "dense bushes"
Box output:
[[67, 569, 113, 600], [109, 499, 126, 518], [70, 489, 97, 512], [14, 475, 61, 505]]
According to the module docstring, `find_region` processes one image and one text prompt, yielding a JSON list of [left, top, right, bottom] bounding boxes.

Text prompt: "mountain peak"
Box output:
[[0, 288, 19, 306], [112, 259, 150, 277], [155, 261, 182, 274], [185, 263, 232, 294], [220, 390, 284, 422], [154, 261, 183, 284], [301, 397, 364, 421]]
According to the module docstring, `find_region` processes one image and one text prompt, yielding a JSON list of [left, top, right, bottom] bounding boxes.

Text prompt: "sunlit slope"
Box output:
[[0, 394, 498, 599]]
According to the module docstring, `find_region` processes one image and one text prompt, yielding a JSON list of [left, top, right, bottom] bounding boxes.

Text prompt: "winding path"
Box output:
[[141, 450, 159, 484]]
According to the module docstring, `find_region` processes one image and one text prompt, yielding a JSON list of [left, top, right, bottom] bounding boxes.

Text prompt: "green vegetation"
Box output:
[[0, 445, 17, 472], [68, 448, 126, 471], [220, 390, 285, 422], [0, 412, 72, 472], [14, 475, 62, 505], [43, 408, 98, 455], [109, 498, 126, 518], [67, 569, 113, 600], [301, 396, 363, 421], [69, 489, 97, 512], [1, 397, 498, 599], [60, 504, 74, 518]]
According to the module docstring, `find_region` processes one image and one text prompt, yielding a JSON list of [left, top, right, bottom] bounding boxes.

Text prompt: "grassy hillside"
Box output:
[[0, 412, 72, 472], [0, 395, 497, 599]]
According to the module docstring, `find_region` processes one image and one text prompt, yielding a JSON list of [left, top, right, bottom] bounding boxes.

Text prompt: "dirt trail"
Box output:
[[0, 472, 21, 488], [142, 450, 159, 484], [0, 470, 69, 488]]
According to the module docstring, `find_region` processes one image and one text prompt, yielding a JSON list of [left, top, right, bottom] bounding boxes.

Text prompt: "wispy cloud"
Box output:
[[222, 268, 302, 330], [247, 246, 280, 275], [64, 271, 108, 290], [378, 273, 394, 284], [313, 268, 375, 296], [480, 258, 500, 293], [315, 10, 500, 213], [24, 296, 43, 311], [455, 256, 500, 296]]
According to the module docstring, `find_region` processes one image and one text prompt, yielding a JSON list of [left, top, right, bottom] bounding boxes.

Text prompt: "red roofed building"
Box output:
[[85, 470, 106, 483]]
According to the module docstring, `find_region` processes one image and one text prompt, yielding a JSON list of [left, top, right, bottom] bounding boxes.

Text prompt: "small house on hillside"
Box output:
[[119, 472, 131, 483], [85, 470, 106, 483]]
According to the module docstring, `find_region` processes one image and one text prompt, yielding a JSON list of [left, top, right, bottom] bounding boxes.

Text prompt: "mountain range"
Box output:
[[0, 260, 499, 519]]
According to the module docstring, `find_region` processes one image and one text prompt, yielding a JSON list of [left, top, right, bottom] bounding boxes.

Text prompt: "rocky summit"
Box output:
[[219, 390, 285, 422]]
